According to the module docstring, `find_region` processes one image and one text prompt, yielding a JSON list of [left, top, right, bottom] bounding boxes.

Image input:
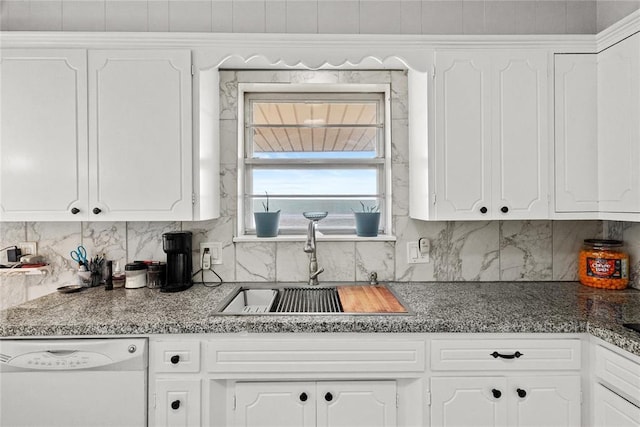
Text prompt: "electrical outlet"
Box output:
[[407, 241, 429, 264], [200, 242, 222, 267], [18, 242, 37, 256]]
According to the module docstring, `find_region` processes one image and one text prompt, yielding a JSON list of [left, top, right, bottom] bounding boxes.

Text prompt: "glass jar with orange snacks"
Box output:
[[578, 239, 629, 289]]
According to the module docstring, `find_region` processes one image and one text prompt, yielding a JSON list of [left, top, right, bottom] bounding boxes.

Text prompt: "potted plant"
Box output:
[[254, 192, 280, 237], [353, 202, 380, 237]]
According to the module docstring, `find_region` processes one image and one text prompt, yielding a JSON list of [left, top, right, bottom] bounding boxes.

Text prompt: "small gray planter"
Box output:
[[254, 211, 280, 237], [354, 212, 380, 237]]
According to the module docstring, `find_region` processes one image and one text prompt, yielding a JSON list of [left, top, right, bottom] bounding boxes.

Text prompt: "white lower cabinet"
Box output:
[[234, 382, 316, 427], [593, 341, 640, 427], [147, 334, 612, 427], [155, 379, 202, 427], [234, 380, 396, 427], [431, 376, 581, 427], [594, 383, 640, 426], [429, 337, 582, 427], [431, 377, 507, 426]]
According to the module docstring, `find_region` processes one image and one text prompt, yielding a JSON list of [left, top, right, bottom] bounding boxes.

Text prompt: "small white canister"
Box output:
[[124, 262, 148, 289]]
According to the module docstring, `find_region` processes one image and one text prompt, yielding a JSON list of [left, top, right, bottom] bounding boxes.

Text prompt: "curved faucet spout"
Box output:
[[304, 220, 315, 253], [303, 219, 322, 285]]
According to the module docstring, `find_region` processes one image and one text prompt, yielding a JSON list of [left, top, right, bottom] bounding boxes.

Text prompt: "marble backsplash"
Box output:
[[2, 218, 639, 310]]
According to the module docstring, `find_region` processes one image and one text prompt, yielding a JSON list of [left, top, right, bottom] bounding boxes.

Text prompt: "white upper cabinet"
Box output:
[[597, 33, 640, 214], [0, 49, 193, 221], [88, 50, 193, 221], [554, 54, 599, 214], [434, 52, 491, 220], [434, 50, 549, 220], [0, 50, 89, 221]]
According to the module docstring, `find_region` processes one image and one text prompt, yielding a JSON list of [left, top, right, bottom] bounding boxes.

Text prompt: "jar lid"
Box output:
[[147, 262, 166, 272], [125, 262, 148, 271], [583, 239, 623, 248]]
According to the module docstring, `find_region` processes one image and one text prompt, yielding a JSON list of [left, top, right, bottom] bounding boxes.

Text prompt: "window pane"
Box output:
[[252, 102, 378, 126], [243, 89, 387, 235], [252, 168, 377, 196], [252, 127, 377, 158]]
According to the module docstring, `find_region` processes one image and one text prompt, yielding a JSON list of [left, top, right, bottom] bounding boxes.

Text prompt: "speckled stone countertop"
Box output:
[[1, 282, 639, 357]]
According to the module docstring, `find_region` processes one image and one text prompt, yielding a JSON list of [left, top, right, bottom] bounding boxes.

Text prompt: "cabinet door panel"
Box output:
[[154, 379, 201, 427], [435, 52, 491, 219], [554, 54, 599, 212], [317, 381, 397, 427], [508, 376, 580, 427], [88, 49, 192, 220], [597, 33, 640, 212], [493, 53, 548, 218], [594, 383, 640, 426], [431, 377, 507, 427], [235, 382, 315, 427], [0, 49, 88, 220]]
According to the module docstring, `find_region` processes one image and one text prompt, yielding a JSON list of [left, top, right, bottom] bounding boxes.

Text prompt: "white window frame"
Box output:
[[237, 83, 392, 238]]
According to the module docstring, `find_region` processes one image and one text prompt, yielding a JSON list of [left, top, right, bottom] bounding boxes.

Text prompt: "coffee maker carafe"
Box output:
[[162, 231, 193, 293]]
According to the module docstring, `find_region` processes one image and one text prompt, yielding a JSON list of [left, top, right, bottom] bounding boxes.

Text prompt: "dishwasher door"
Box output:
[[0, 338, 147, 427]]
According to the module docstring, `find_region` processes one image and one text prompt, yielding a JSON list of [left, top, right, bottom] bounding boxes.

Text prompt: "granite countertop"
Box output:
[[1, 281, 639, 357]]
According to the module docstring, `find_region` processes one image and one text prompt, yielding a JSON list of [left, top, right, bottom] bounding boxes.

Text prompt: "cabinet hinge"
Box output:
[[432, 194, 437, 205], [432, 65, 436, 80], [396, 393, 399, 408], [153, 393, 157, 409], [426, 391, 431, 406], [233, 395, 236, 411], [192, 193, 197, 205], [191, 65, 195, 76]]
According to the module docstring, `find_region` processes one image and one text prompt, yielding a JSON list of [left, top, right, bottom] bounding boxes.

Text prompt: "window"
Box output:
[[238, 84, 391, 236]]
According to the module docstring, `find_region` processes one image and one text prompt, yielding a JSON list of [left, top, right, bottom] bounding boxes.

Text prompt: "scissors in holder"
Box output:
[[70, 245, 88, 267]]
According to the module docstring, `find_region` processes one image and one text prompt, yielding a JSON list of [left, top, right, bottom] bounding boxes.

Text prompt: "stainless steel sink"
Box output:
[[214, 284, 411, 315]]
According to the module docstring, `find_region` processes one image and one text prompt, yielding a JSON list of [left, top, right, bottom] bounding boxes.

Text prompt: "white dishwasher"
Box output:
[[0, 338, 147, 427]]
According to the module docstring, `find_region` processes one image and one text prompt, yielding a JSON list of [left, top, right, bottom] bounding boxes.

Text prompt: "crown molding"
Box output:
[[596, 9, 640, 51], [0, 31, 597, 73]]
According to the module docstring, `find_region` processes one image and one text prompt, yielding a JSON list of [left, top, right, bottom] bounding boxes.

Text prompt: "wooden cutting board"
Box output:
[[337, 285, 407, 313]]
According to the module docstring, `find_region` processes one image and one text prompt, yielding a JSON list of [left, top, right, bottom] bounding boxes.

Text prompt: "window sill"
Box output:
[[233, 234, 396, 243]]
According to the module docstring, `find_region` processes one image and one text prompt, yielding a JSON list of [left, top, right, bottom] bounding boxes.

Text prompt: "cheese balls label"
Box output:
[[586, 257, 628, 279]]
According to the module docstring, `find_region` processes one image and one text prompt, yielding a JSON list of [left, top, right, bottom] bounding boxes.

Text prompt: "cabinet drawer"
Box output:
[[431, 339, 581, 371], [151, 340, 201, 373], [207, 337, 425, 374], [595, 344, 640, 406]]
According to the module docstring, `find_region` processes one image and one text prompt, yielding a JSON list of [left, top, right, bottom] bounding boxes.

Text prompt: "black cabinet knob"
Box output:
[[325, 392, 333, 402], [71, 207, 80, 215], [480, 207, 488, 214], [92, 207, 102, 214], [517, 388, 527, 398], [170, 355, 180, 364], [171, 400, 180, 410], [501, 206, 509, 213], [491, 389, 502, 399], [299, 392, 308, 402]]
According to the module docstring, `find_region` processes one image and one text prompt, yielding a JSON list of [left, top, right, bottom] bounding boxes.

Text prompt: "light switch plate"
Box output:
[[407, 242, 429, 264], [18, 242, 37, 256], [200, 242, 222, 266]]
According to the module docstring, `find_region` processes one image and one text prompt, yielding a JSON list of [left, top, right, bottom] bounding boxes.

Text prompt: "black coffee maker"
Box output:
[[162, 231, 193, 293]]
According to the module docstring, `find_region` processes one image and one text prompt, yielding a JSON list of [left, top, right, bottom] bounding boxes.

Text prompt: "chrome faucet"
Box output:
[[303, 212, 327, 286]]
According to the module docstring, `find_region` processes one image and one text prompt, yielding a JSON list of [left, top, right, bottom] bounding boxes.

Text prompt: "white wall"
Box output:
[[0, 0, 608, 34]]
